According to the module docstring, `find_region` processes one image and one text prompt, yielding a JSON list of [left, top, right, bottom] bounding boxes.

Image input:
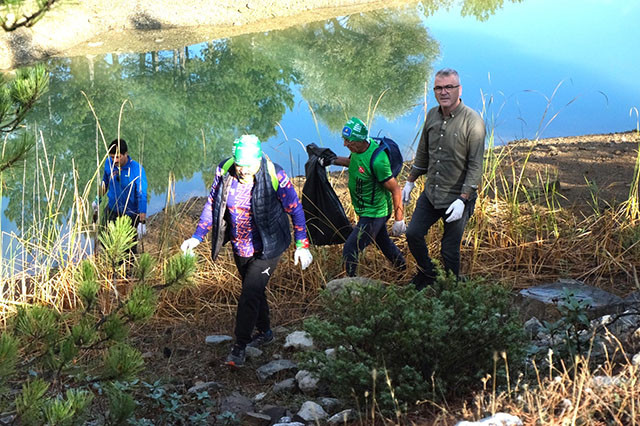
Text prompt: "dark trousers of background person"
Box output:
[[342, 215, 406, 277], [405, 192, 476, 289], [105, 207, 141, 254], [233, 254, 281, 348]]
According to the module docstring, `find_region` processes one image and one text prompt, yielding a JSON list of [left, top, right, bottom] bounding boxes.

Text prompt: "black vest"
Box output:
[[210, 157, 291, 260]]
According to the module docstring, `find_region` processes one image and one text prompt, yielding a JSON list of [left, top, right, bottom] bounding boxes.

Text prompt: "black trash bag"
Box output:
[[302, 144, 352, 246]]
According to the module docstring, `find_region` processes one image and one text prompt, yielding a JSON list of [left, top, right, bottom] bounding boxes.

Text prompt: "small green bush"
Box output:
[[0, 214, 196, 424], [301, 271, 526, 412]]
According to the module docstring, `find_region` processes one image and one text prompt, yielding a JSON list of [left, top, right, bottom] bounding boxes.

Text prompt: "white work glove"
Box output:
[[318, 157, 332, 167], [91, 196, 100, 213], [180, 237, 200, 256], [294, 247, 313, 270], [391, 220, 406, 236], [445, 198, 465, 223], [402, 181, 415, 205], [136, 223, 147, 237]]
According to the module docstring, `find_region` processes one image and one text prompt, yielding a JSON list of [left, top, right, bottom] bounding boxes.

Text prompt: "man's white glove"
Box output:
[[181, 237, 200, 256], [91, 196, 100, 213], [318, 157, 332, 167], [294, 248, 313, 270], [402, 181, 415, 205], [136, 223, 147, 238], [391, 220, 406, 236], [445, 198, 465, 223]]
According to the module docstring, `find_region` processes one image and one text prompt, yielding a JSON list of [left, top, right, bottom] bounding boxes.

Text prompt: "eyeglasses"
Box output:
[[433, 84, 460, 93]]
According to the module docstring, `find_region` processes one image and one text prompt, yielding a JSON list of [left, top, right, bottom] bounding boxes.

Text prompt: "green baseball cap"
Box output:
[[233, 134, 262, 166], [341, 117, 368, 141]]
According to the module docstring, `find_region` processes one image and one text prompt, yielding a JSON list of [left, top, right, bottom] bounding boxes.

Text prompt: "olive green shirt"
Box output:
[[412, 100, 485, 209]]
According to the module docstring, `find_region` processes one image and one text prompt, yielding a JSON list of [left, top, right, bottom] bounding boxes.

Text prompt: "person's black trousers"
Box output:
[[233, 254, 281, 347], [342, 215, 406, 277], [405, 192, 475, 287]]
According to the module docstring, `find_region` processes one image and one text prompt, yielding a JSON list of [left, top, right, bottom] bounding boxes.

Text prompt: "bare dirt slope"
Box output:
[[495, 131, 639, 212], [0, 0, 418, 70]]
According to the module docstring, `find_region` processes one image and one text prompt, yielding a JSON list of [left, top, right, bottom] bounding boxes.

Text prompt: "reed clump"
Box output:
[[459, 336, 640, 425]]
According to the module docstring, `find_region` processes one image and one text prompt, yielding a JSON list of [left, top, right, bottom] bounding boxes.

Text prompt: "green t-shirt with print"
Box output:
[[347, 138, 393, 218]]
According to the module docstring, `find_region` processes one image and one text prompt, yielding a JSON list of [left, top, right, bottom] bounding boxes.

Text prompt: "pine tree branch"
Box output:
[[1, 0, 58, 32]]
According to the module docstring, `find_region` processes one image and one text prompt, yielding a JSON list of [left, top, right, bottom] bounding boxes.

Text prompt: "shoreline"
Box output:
[[1, 0, 418, 70], [153, 129, 639, 220]]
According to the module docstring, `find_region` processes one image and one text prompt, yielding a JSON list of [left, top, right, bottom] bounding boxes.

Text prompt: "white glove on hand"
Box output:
[[181, 237, 200, 255], [136, 223, 147, 237], [445, 198, 465, 223], [294, 247, 313, 270], [402, 181, 415, 205], [91, 196, 100, 213], [391, 220, 406, 236], [318, 157, 332, 167]]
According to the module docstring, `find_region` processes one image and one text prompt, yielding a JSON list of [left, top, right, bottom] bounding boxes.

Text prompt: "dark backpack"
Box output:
[[370, 136, 403, 181]]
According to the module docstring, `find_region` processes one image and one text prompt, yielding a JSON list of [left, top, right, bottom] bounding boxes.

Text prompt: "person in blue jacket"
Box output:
[[94, 138, 148, 253]]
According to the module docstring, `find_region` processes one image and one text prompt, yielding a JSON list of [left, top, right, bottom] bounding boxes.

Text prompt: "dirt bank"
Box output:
[[0, 0, 418, 70], [495, 131, 639, 212]]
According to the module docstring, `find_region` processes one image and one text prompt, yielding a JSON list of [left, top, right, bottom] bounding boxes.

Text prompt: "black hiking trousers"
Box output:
[[233, 253, 281, 348]]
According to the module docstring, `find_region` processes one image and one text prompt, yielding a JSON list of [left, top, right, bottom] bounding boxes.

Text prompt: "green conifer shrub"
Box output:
[[0, 215, 196, 424], [301, 270, 526, 413], [0, 64, 48, 172]]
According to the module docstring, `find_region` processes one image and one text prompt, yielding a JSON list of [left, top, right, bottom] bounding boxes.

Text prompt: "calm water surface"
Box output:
[[1, 0, 639, 259]]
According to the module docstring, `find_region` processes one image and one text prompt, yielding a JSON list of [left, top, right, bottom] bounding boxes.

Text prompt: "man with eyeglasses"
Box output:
[[402, 68, 485, 290]]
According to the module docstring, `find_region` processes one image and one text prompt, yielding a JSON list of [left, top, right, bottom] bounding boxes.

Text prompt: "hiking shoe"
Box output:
[[247, 329, 274, 348], [225, 344, 246, 368]]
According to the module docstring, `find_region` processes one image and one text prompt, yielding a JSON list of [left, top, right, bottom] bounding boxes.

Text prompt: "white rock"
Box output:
[[295, 370, 319, 395], [456, 412, 523, 425], [272, 378, 296, 394], [284, 331, 314, 350], [187, 381, 222, 393], [245, 346, 263, 358], [205, 335, 232, 345], [297, 401, 328, 422], [632, 352, 640, 366], [591, 375, 624, 387], [328, 409, 356, 424]]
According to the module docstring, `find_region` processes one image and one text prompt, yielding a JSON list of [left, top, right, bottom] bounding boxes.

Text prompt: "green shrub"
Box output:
[[301, 271, 526, 412], [0, 214, 196, 424], [0, 333, 19, 381], [106, 383, 137, 424]]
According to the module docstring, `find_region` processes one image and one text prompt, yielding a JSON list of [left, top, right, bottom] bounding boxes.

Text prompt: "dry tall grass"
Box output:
[[453, 333, 640, 425], [2, 129, 639, 320]]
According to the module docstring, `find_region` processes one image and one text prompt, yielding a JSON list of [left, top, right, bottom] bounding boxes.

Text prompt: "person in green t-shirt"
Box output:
[[332, 117, 406, 276]]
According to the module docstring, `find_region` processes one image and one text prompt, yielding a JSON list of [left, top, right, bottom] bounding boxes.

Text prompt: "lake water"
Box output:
[[1, 0, 639, 261]]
